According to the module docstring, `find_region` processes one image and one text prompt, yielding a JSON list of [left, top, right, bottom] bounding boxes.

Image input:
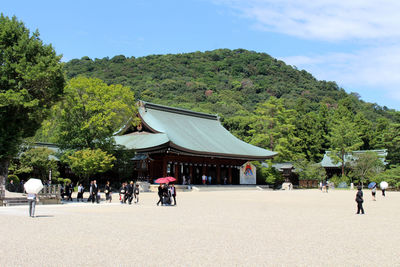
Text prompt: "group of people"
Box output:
[[201, 174, 212, 185], [355, 184, 387, 215], [157, 183, 177, 206], [6, 179, 25, 193], [371, 183, 386, 201], [119, 181, 140, 205]]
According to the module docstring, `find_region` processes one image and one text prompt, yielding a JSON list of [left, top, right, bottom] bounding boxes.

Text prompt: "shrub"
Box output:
[[7, 174, 20, 184], [330, 175, 350, 186]]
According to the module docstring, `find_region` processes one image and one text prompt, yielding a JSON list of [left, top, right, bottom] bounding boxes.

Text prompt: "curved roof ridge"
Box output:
[[139, 100, 218, 121]]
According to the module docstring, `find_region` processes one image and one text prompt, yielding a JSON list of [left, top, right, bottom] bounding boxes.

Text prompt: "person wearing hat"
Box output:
[[355, 186, 364, 214]]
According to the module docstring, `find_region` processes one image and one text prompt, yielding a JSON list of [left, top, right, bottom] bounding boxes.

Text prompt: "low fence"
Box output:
[[39, 185, 61, 198]]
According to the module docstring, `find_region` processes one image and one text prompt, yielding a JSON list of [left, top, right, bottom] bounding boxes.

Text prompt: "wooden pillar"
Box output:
[[228, 167, 232, 184], [202, 165, 206, 175], [162, 158, 167, 178], [174, 164, 179, 180], [189, 165, 193, 184], [217, 165, 221, 184]]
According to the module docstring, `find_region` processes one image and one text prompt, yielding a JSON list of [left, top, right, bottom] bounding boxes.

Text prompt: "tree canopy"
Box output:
[[39, 76, 138, 151], [0, 14, 65, 197]]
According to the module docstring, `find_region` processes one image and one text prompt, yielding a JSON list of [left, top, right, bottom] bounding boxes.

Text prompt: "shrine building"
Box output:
[[114, 101, 277, 184]]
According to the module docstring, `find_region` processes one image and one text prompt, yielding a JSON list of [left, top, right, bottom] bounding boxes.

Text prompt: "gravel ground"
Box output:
[[0, 189, 399, 266]]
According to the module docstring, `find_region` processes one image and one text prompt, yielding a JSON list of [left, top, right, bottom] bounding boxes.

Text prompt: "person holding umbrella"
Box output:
[[355, 186, 365, 214], [368, 182, 377, 201], [24, 179, 43, 218]]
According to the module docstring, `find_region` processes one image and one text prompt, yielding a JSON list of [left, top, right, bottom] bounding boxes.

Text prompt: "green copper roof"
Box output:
[[320, 149, 387, 167], [114, 132, 169, 150], [115, 101, 277, 160]]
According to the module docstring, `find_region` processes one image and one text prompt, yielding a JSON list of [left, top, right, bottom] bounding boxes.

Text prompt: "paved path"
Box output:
[[0, 189, 399, 266]]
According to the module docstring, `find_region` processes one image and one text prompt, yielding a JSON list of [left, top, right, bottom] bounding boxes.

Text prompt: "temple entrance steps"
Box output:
[[1, 197, 29, 206], [191, 185, 272, 192]]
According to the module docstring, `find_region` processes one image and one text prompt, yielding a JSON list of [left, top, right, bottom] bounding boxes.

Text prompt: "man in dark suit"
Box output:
[[126, 181, 134, 204], [91, 180, 99, 203]]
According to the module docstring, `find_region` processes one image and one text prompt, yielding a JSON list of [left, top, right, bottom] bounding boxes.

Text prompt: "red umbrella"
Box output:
[[155, 177, 177, 184]]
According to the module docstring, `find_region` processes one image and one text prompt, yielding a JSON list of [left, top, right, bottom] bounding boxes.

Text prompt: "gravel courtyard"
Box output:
[[0, 189, 399, 266]]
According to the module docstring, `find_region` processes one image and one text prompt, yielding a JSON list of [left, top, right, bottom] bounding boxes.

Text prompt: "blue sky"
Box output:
[[2, 0, 400, 110]]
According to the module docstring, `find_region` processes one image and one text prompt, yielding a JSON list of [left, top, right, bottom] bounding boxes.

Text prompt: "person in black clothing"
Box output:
[[162, 184, 170, 205], [105, 181, 112, 203], [157, 184, 163, 206], [126, 181, 134, 204], [355, 186, 364, 214], [67, 183, 73, 201], [91, 180, 99, 203], [7, 180, 16, 192]]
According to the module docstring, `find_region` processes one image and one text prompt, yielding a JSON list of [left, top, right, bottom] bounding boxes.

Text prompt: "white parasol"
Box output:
[[380, 181, 389, 190], [24, 178, 44, 194]]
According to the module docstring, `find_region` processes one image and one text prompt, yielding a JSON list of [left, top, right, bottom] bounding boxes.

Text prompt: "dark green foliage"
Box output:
[[60, 49, 400, 166], [0, 14, 65, 197]]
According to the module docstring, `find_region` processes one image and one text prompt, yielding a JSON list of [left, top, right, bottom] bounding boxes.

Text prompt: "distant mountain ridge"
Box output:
[[64, 48, 397, 121]]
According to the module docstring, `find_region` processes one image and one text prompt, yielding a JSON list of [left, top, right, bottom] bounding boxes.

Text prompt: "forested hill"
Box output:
[[63, 49, 400, 163], [64, 49, 395, 119]]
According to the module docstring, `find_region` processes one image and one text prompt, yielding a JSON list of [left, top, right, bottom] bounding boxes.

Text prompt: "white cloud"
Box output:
[[213, 0, 400, 108], [281, 45, 400, 101], [215, 0, 400, 41]]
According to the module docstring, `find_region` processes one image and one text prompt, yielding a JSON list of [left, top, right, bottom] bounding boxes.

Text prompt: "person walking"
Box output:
[[27, 192, 39, 217], [119, 182, 126, 204], [208, 175, 212, 185], [127, 181, 134, 204], [170, 184, 177, 206], [67, 183, 73, 201], [91, 180, 99, 204], [202, 174, 207, 185], [162, 184, 170, 205], [134, 184, 140, 203], [371, 184, 377, 201], [355, 186, 365, 214], [157, 184, 163, 206], [105, 181, 112, 203], [77, 183, 84, 202], [87, 181, 94, 202], [382, 188, 386, 197]]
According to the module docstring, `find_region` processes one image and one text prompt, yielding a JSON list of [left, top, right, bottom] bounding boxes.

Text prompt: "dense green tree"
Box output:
[[249, 97, 303, 161], [351, 152, 384, 187], [294, 159, 326, 182], [43, 77, 138, 151], [375, 165, 400, 189], [295, 111, 325, 162], [0, 14, 65, 197], [63, 148, 116, 182], [10, 147, 59, 181], [381, 123, 400, 165], [327, 107, 363, 177]]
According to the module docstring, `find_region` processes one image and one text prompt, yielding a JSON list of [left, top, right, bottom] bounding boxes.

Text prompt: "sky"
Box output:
[[2, 0, 400, 110]]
